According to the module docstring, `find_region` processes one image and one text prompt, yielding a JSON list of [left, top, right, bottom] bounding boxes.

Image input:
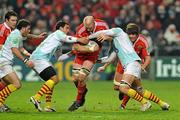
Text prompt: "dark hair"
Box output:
[[126, 23, 140, 35], [16, 19, 30, 30], [5, 10, 18, 20], [55, 20, 69, 30]]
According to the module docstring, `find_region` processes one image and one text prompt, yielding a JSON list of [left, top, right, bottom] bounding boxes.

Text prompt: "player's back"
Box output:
[[111, 28, 141, 66], [0, 29, 22, 63], [31, 30, 66, 61]]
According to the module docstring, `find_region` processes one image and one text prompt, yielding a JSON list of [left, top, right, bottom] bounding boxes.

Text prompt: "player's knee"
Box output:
[[136, 86, 144, 94], [113, 79, 120, 91], [113, 85, 119, 91], [13, 81, 22, 89], [119, 80, 131, 92], [50, 75, 59, 84], [72, 68, 80, 81], [78, 68, 90, 81]]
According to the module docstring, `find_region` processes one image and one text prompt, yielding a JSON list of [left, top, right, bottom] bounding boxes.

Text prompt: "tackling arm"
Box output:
[[27, 32, 47, 39], [64, 36, 89, 44], [19, 47, 31, 57], [72, 41, 99, 53], [100, 51, 117, 63], [58, 51, 74, 61], [141, 55, 151, 70], [89, 29, 115, 41], [12, 47, 26, 61]]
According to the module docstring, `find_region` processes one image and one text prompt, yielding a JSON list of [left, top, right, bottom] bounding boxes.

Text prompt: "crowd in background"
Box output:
[[0, 0, 180, 55]]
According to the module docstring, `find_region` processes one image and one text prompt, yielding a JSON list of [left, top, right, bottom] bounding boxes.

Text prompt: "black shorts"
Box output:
[[39, 66, 56, 81]]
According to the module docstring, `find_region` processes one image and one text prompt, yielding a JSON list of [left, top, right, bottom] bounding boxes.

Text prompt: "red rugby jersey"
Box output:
[[0, 22, 12, 44], [133, 34, 150, 63], [74, 19, 109, 56]]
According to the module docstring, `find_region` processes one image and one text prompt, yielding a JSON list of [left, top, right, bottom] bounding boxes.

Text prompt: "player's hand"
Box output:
[[38, 32, 47, 39], [58, 54, 70, 61], [141, 65, 147, 73], [97, 66, 105, 72], [25, 60, 34, 68], [97, 56, 108, 63], [26, 53, 31, 57], [78, 37, 89, 44], [97, 33, 108, 43]]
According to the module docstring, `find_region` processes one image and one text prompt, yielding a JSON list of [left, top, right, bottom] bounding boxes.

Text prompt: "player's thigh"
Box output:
[[2, 72, 21, 88], [123, 61, 141, 85], [0, 78, 10, 85], [0, 64, 20, 85], [114, 61, 124, 82], [72, 63, 82, 69], [132, 78, 142, 88], [114, 72, 123, 83], [122, 73, 136, 86], [32, 59, 52, 74], [82, 60, 94, 70], [72, 62, 82, 81]]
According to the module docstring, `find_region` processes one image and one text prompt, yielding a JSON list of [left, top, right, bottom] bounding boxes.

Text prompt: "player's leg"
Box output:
[[119, 61, 151, 111], [72, 62, 82, 88], [0, 65, 21, 112], [68, 59, 93, 111], [133, 79, 170, 110], [0, 80, 7, 91], [0, 79, 10, 110], [114, 61, 130, 109], [30, 60, 58, 112]]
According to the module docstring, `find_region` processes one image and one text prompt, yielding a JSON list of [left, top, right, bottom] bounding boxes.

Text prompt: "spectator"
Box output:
[[164, 24, 180, 45]]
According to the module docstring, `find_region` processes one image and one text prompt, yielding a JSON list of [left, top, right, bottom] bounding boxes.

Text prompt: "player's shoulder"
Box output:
[[137, 34, 148, 43], [9, 29, 21, 39], [95, 19, 108, 27], [76, 23, 86, 35], [0, 22, 11, 31], [95, 19, 106, 23], [76, 23, 84, 31], [136, 34, 148, 47]]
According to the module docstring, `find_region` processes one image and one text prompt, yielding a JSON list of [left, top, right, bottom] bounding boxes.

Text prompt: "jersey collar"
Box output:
[[4, 22, 12, 32]]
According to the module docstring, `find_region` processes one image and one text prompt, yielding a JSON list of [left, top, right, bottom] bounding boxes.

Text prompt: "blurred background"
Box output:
[[0, 0, 180, 81]]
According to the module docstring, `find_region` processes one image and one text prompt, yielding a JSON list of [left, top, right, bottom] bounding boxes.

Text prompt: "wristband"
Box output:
[[23, 57, 29, 63]]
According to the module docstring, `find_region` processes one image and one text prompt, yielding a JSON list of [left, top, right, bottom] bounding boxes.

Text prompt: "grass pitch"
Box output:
[[1, 80, 180, 120]]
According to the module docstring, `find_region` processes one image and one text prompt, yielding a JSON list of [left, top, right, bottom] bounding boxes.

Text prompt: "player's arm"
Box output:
[[11, 47, 34, 68], [0, 36, 6, 50], [19, 47, 31, 57], [72, 41, 99, 53], [97, 63, 111, 72], [0, 44, 2, 50], [89, 28, 120, 42], [141, 55, 151, 70], [27, 32, 47, 39], [99, 51, 117, 63], [141, 44, 151, 71], [64, 36, 89, 44], [10, 37, 34, 68], [58, 51, 74, 61]]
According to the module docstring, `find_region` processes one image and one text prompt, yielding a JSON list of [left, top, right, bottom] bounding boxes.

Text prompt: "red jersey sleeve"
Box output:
[[141, 42, 150, 58]]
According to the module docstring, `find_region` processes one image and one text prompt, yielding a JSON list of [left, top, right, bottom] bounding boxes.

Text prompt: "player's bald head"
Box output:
[[83, 16, 95, 32]]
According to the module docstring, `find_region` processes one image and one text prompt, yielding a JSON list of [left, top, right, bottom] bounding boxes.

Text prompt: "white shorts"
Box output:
[[124, 61, 141, 79], [31, 59, 52, 74], [0, 64, 14, 78]]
